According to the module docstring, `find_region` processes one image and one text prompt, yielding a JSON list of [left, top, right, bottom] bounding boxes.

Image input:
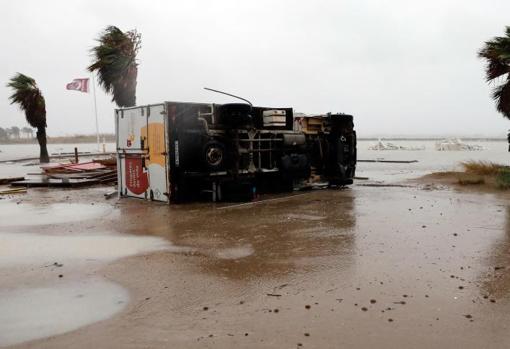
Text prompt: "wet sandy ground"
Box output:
[[1, 182, 510, 348]]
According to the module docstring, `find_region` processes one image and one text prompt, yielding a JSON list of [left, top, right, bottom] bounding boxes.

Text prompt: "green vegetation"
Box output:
[[479, 27, 510, 119], [455, 161, 510, 189], [88, 26, 141, 107], [6, 73, 49, 163], [496, 168, 510, 189]]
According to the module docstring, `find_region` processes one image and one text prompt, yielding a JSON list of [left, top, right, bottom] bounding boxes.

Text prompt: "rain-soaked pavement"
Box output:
[[0, 183, 509, 348]]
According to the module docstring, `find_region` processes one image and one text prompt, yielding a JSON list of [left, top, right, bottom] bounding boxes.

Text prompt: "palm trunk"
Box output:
[[36, 127, 49, 163]]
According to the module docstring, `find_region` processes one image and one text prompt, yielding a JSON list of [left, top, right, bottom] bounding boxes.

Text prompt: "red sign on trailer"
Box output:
[[124, 155, 149, 195]]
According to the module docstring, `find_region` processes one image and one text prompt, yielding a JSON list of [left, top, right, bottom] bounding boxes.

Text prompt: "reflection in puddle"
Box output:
[[0, 232, 176, 266], [0, 280, 128, 347], [0, 202, 113, 227]]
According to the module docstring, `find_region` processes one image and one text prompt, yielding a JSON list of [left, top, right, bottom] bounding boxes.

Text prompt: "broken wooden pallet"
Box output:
[[10, 178, 102, 188], [0, 177, 24, 185]]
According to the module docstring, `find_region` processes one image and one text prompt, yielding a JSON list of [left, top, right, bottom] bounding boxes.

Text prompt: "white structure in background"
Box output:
[[435, 138, 484, 151], [368, 139, 425, 151]]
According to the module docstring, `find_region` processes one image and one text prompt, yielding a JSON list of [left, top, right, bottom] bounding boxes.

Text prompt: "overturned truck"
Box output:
[[116, 101, 356, 203]]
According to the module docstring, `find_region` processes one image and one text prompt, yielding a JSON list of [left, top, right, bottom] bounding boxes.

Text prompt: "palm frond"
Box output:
[[6, 73, 46, 128], [492, 76, 510, 118], [88, 26, 141, 107], [479, 26, 510, 119]]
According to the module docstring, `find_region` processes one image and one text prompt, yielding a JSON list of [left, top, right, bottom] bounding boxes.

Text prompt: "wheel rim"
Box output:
[[206, 146, 223, 166]]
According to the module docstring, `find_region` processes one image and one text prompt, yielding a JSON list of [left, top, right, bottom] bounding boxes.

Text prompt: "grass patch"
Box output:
[[456, 161, 510, 189], [496, 169, 510, 189], [427, 161, 510, 191], [460, 161, 507, 176]]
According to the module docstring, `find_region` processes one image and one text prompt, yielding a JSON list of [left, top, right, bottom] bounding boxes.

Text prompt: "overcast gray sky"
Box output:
[[1, 0, 509, 137]]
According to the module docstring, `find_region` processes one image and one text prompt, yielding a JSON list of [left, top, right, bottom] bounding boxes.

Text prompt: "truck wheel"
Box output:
[[203, 141, 225, 171]]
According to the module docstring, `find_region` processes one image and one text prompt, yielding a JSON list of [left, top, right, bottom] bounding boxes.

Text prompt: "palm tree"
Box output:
[[9, 126, 20, 139], [6, 73, 49, 162], [21, 126, 33, 139], [0, 127, 7, 141], [88, 26, 141, 107], [478, 26, 510, 119]]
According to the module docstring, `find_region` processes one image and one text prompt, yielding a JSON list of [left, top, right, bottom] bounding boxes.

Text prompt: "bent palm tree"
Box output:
[[7, 73, 49, 163], [88, 26, 141, 107], [479, 26, 510, 119]]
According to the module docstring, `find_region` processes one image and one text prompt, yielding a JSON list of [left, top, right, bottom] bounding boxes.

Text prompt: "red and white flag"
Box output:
[[66, 78, 89, 93]]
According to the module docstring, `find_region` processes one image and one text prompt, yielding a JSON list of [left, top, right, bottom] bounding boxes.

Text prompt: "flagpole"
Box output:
[[91, 74, 100, 152]]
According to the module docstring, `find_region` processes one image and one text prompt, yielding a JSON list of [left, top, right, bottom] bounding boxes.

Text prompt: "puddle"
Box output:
[[0, 231, 184, 346], [0, 202, 113, 227], [0, 232, 183, 267], [0, 279, 128, 347], [215, 245, 255, 260]]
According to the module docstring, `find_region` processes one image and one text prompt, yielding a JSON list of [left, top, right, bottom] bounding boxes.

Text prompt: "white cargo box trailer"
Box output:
[[116, 104, 169, 202]]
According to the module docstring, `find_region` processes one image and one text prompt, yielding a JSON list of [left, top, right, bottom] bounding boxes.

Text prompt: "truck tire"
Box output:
[[203, 140, 226, 171]]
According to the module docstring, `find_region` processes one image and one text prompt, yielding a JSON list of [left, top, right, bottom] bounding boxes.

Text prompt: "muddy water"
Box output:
[[0, 202, 113, 227], [357, 140, 509, 182], [0, 232, 173, 266], [0, 280, 128, 347], [98, 187, 510, 349], [0, 143, 116, 162], [0, 201, 172, 347], [1, 182, 510, 347]]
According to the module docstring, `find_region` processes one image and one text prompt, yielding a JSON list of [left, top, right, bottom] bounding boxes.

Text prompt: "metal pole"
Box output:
[[91, 74, 100, 151]]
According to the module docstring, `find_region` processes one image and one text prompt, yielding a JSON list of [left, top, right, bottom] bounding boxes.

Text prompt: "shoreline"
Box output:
[[0, 136, 506, 146], [0, 135, 115, 145]]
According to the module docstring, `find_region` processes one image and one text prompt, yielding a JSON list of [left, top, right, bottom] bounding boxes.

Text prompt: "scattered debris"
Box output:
[[435, 138, 484, 151], [0, 188, 27, 195], [368, 139, 425, 151], [357, 184, 415, 188], [358, 159, 418, 163], [10, 159, 117, 188], [0, 177, 24, 185], [104, 191, 117, 200]]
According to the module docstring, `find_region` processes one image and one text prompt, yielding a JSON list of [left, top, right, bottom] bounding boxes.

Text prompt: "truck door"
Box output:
[[116, 104, 169, 202], [117, 107, 149, 200], [142, 104, 169, 202]]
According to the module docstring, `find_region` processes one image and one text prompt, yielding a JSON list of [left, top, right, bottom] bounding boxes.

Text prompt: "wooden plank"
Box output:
[[358, 159, 418, 163], [0, 177, 24, 185], [0, 188, 27, 195], [10, 178, 100, 188]]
